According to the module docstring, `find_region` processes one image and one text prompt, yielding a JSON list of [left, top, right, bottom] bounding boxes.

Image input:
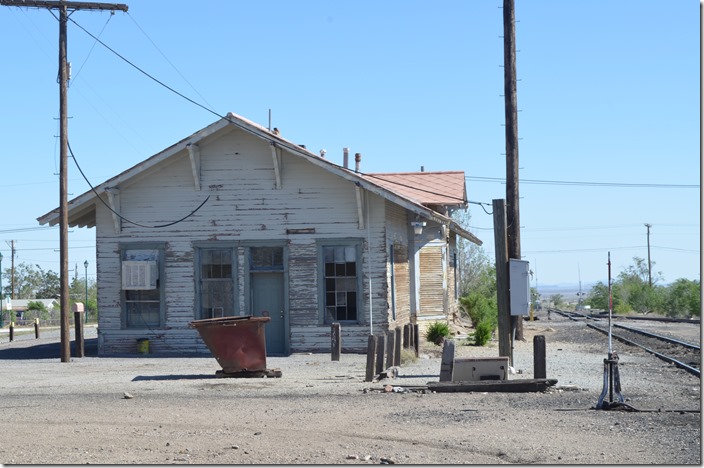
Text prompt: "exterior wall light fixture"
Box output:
[[411, 221, 426, 235]]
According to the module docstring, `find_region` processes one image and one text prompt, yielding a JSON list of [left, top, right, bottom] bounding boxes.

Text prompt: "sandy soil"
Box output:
[[0, 315, 700, 465]]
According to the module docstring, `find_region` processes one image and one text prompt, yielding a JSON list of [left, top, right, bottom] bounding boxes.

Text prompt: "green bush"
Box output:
[[460, 292, 497, 347], [459, 293, 497, 328], [469, 319, 495, 346], [425, 321, 450, 346]]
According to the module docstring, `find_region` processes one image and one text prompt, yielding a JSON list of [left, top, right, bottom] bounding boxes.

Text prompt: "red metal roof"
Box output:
[[362, 171, 467, 207]]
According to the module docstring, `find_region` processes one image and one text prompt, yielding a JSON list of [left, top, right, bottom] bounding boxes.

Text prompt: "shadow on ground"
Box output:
[[132, 374, 216, 381], [0, 338, 99, 360]]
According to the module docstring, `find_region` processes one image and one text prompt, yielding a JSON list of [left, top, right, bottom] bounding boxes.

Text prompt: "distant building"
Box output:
[[8, 299, 58, 320]]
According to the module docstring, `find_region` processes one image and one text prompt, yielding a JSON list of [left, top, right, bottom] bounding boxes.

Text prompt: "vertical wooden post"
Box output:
[[413, 324, 419, 357], [8, 321, 14, 342], [493, 199, 512, 365], [393, 327, 402, 366], [58, 4, 71, 363], [74, 311, 84, 358], [364, 334, 378, 382], [534, 335, 546, 379], [376, 333, 386, 375], [503, 0, 523, 342], [34, 318, 40, 339], [403, 324, 410, 349], [439, 339, 455, 382], [330, 322, 341, 361], [385, 330, 395, 369]]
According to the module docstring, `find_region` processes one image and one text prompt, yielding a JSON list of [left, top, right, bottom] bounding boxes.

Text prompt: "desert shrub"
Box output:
[[400, 347, 418, 365], [469, 319, 495, 346], [459, 293, 497, 328], [425, 321, 450, 346]]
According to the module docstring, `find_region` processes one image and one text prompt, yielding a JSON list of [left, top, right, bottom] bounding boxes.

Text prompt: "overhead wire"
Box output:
[[69, 10, 113, 86], [126, 12, 215, 111], [68, 141, 210, 228], [466, 175, 698, 189]]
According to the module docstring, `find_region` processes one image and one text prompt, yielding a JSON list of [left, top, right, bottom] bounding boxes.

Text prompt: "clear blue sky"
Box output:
[[0, 0, 699, 289]]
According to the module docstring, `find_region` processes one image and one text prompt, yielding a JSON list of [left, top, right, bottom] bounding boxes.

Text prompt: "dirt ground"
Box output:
[[0, 316, 700, 465]]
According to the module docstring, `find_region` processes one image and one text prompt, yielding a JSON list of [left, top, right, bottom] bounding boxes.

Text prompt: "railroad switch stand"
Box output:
[[596, 351, 625, 410]]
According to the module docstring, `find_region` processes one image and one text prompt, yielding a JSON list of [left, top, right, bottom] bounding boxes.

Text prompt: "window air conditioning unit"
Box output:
[[122, 261, 158, 290]]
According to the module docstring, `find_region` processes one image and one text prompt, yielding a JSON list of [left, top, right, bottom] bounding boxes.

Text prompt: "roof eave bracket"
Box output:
[[187, 143, 201, 191], [355, 185, 365, 230], [105, 188, 121, 234], [270, 143, 282, 189]]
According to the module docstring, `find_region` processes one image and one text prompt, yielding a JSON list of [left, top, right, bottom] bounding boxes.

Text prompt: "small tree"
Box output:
[[550, 294, 564, 308], [664, 278, 701, 318], [25, 301, 50, 321]]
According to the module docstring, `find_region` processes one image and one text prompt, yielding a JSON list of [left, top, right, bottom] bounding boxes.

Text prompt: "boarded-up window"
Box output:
[[392, 243, 410, 321], [419, 246, 445, 316]]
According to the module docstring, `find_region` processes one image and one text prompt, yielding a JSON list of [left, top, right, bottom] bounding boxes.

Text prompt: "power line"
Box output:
[[0, 226, 57, 234], [466, 175, 698, 189], [126, 12, 215, 111], [69, 141, 210, 228]]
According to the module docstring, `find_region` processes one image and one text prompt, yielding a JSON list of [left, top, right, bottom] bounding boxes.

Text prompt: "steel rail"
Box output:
[[612, 323, 700, 351], [586, 323, 700, 378]]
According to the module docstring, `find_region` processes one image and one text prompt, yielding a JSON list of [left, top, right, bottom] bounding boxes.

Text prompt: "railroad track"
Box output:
[[549, 308, 700, 378]]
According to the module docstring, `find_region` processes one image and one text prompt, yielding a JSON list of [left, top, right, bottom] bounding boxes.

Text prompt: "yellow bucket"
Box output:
[[137, 338, 150, 354]]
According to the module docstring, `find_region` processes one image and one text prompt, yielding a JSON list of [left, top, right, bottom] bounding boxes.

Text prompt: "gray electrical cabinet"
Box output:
[[509, 259, 530, 315]]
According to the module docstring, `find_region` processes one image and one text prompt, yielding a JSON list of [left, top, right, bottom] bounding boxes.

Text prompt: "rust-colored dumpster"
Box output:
[[190, 316, 278, 376]]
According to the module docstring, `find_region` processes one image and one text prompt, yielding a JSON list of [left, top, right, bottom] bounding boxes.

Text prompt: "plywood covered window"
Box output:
[[321, 243, 360, 324]]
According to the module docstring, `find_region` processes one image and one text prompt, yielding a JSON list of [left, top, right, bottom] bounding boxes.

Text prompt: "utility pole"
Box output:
[[5, 241, 15, 300], [493, 199, 512, 364], [645, 223, 652, 287], [503, 0, 523, 340], [0, 0, 128, 362]]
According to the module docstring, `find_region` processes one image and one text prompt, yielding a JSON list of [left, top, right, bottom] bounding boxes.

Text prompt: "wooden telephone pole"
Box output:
[[0, 0, 128, 362], [502, 0, 523, 341]]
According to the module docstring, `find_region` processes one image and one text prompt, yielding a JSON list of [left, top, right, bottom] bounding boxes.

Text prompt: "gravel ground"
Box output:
[[0, 314, 700, 465]]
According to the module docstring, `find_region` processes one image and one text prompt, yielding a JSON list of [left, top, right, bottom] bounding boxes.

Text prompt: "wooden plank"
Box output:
[[365, 335, 378, 382], [331, 323, 341, 361], [439, 339, 455, 382], [534, 335, 547, 379], [428, 378, 558, 393]]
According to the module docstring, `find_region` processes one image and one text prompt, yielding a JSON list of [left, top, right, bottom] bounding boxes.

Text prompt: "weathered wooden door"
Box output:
[[251, 272, 286, 355]]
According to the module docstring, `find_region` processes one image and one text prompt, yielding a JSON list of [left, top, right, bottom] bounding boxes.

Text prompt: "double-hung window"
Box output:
[[198, 248, 236, 319], [321, 242, 361, 324]]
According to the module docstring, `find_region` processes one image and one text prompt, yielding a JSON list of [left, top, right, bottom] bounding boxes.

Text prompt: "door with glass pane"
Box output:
[[250, 247, 286, 355]]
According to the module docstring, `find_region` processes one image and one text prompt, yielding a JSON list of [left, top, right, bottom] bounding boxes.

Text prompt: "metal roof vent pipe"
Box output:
[[343, 147, 349, 169], [355, 153, 361, 173]]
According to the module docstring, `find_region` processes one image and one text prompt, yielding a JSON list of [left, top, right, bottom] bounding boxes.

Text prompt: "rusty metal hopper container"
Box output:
[[190, 316, 270, 373]]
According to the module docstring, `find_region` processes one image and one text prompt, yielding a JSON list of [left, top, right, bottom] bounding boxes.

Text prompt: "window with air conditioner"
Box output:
[[122, 261, 158, 290], [121, 247, 163, 328]]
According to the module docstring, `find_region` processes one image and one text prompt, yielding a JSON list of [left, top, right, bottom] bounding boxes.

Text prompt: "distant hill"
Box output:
[[537, 283, 596, 302]]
